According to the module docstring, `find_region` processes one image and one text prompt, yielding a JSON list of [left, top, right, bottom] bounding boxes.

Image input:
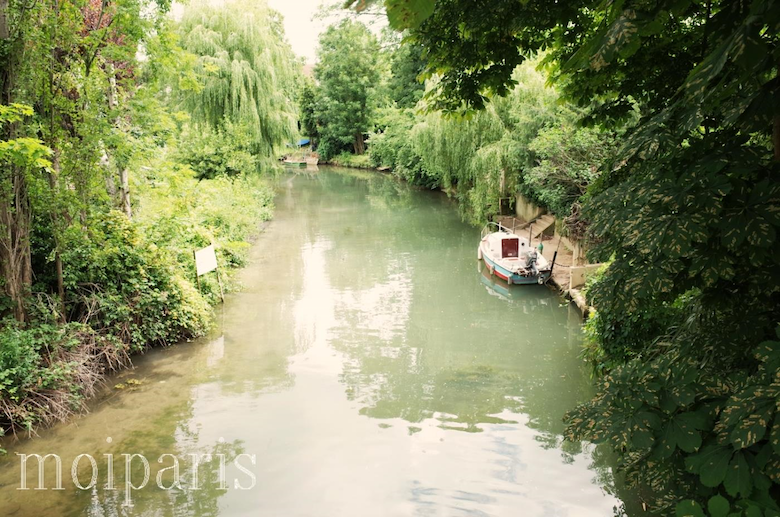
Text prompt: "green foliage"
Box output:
[[0, 104, 52, 175], [524, 124, 616, 217], [585, 138, 779, 315], [402, 60, 608, 224], [60, 211, 210, 351], [387, 42, 425, 109], [134, 157, 274, 281], [567, 326, 780, 515], [298, 79, 320, 143], [409, 0, 576, 114], [0, 324, 67, 402], [368, 107, 435, 188], [315, 19, 381, 159], [327, 152, 373, 169], [177, 0, 299, 157], [0, 321, 124, 431], [583, 292, 692, 374], [176, 122, 258, 179], [344, 0, 435, 30]]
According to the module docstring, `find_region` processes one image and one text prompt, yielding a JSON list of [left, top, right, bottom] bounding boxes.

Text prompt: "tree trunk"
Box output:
[[119, 167, 131, 218], [774, 63, 780, 162], [103, 152, 117, 197], [106, 63, 131, 218], [0, 166, 32, 323], [353, 132, 365, 155], [49, 151, 66, 323], [0, 0, 8, 39], [0, 14, 32, 323]]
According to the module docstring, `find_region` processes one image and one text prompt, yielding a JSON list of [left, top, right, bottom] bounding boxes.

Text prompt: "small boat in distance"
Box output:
[[478, 222, 552, 285], [284, 153, 319, 167]]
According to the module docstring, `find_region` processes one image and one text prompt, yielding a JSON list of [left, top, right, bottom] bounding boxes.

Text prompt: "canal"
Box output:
[[0, 166, 627, 516]]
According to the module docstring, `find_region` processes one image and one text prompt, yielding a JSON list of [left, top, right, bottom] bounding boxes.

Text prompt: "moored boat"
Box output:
[[283, 157, 307, 166], [478, 222, 552, 285]]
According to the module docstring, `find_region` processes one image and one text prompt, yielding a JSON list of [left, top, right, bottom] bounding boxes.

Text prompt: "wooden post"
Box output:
[[215, 266, 225, 303], [194, 250, 201, 293], [528, 223, 533, 245], [550, 251, 558, 278]]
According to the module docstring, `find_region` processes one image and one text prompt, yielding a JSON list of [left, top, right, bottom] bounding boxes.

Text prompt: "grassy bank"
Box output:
[[0, 154, 274, 445], [326, 152, 374, 169]]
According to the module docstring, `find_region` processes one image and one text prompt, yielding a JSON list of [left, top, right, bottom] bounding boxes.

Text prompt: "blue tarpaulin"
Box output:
[[297, 138, 311, 146]]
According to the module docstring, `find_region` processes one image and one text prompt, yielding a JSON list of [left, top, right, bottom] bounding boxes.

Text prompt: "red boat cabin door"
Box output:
[[501, 238, 519, 258]]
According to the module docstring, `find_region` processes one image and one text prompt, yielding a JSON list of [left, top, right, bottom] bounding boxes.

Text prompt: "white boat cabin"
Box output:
[[485, 232, 533, 264]]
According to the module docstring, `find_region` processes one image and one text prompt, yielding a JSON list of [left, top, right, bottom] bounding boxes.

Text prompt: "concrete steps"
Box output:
[[530, 214, 556, 239]]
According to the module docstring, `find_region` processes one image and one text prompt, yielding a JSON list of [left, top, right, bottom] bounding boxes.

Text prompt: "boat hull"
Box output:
[[480, 247, 551, 285]]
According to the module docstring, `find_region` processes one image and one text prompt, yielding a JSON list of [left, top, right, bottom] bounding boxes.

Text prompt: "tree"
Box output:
[[298, 78, 320, 145], [315, 19, 380, 158], [177, 0, 298, 160], [0, 105, 52, 321], [351, 0, 780, 513], [386, 39, 425, 109]]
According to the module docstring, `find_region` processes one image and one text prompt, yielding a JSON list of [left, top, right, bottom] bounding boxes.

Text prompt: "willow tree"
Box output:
[[178, 0, 298, 160]]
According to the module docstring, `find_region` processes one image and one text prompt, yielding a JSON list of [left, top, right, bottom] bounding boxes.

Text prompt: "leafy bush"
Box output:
[[523, 124, 616, 217], [369, 108, 438, 188], [569, 135, 780, 514], [134, 161, 274, 296], [327, 152, 373, 169], [176, 122, 259, 179], [0, 321, 128, 431], [582, 289, 692, 374], [60, 211, 211, 351], [567, 325, 780, 516]]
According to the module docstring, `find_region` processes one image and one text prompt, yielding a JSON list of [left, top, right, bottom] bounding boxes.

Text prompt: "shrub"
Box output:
[[0, 321, 129, 431], [176, 122, 258, 180], [60, 211, 211, 351], [327, 152, 373, 169], [369, 108, 437, 188]]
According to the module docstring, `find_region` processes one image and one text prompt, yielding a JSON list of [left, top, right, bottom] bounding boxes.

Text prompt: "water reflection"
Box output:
[[0, 166, 631, 516]]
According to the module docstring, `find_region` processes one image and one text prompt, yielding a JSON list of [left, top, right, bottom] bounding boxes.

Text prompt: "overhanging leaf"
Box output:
[[685, 443, 732, 487], [723, 452, 753, 499], [385, 0, 436, 30], [707, 494, 729, 517], [676, 500, 705, 517]]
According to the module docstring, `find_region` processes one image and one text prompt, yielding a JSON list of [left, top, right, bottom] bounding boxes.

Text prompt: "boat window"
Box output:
[[501, 238, 519, 258]]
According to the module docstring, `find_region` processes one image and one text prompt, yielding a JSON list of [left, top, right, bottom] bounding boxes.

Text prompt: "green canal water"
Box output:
[[0, 166, 629, 516]]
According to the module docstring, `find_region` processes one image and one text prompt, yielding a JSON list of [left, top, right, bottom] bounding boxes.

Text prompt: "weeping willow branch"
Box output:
[[178, 0, 298, 159]]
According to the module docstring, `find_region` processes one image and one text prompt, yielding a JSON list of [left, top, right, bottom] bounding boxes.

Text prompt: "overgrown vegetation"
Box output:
[[312, 19, 380, 161], [366, 61, 616, 224], [343, 0, 780, 514], [0, 0, 296, 437]]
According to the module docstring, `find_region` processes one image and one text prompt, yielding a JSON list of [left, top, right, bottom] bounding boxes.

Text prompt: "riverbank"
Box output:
[[492, 215, 596, 317], [320, 160, 594, 317], [0, 166, 629, 516], [324, 152, 374, 169], [0, 164, 275, 444]]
